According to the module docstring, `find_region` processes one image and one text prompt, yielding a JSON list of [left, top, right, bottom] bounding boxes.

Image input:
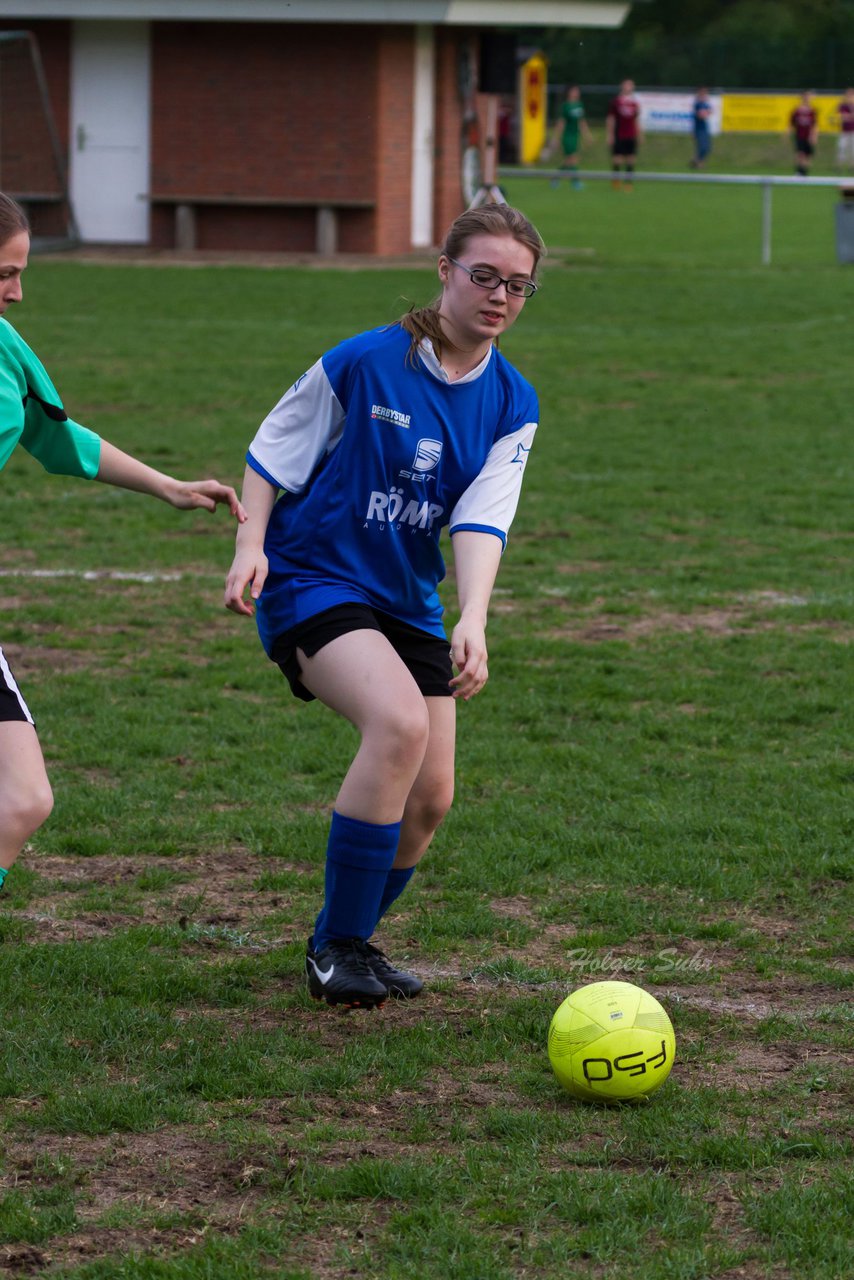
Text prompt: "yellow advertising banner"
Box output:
[[519, 54, 548, 164], [722, 93, 844, 133]]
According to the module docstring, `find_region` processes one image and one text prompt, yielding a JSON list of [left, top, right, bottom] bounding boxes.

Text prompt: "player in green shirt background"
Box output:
[[0, 192, 245, 895], [549, 85, 592, 190]]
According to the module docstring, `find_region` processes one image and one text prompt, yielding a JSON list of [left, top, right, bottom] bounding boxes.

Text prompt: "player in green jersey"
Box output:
[[550, 86, 592, 189], [0, 192, 245, 894]]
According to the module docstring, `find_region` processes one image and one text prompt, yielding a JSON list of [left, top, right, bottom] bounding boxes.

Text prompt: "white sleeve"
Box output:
[[246, 358, 345, 493], [448, 421, 537, 548]]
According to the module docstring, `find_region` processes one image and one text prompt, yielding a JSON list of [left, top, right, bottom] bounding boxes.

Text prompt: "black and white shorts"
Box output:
[[0, 645, 34, 724]]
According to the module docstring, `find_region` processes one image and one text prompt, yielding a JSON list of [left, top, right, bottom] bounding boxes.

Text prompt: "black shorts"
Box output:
[[795, 138, 814, 156], [270, 603, 454, 702], [0, 646, 34, 724], [612, 137, 638, 157]]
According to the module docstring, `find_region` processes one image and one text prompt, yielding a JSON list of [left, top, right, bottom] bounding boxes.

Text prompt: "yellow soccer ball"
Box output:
[[548, 980, 676, 1103]]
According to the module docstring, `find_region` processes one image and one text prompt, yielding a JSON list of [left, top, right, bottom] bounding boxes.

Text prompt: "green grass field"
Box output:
[[542, 127, 849, 179], [526, 129, 853, 268], [0, 175, 852, 1278]]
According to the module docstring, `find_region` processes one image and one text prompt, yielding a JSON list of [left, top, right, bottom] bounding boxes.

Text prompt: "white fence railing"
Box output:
[[497, 167, 853, 266]]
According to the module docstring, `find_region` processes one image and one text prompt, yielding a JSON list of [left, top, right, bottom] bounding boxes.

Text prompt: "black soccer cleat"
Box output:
[[362, 941, 424, 999], [305, 936, 387, 1009]]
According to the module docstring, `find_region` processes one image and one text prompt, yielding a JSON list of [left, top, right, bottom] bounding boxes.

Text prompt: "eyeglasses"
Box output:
[[448, 257, 538, 299]]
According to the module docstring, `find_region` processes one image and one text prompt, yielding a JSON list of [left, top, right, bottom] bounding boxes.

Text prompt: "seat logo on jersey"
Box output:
[[399, 438, 442, 483], [366, 487, 443, 530], [371, 403, 411, 428]]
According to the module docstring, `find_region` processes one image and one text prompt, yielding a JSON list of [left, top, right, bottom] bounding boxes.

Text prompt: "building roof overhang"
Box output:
[[0, 1, 633, 29]]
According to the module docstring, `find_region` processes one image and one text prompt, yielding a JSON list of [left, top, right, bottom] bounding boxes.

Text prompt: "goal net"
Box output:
[[0, 30, 76, 245]]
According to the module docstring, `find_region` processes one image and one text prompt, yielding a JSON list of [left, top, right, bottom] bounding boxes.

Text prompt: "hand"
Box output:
[[224, 546, 268, 616], [449, 617, 489, 700], [163, 478, 247, 521]]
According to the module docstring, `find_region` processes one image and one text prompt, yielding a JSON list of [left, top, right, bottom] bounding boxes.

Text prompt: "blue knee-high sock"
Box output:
[[374, 866, 415, 931], [313, 812, 401, 952]]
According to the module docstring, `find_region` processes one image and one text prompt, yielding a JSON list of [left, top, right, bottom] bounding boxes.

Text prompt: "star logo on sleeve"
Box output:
[[511, 442, 531, 467]]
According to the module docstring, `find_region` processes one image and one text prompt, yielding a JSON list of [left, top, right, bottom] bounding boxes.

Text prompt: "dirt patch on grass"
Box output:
[[0, 1228, 235, 1277], [0, 1129, 375, 1279], [664, 984, 827, 1021], [0, 1219, 375, 1279], [560, 609, 852, 644], [12, 848, 319, 944], [489, 894, 539, 922], [544, 591, 853, 644], [0, 644, 99, 677], [4, 1127, 286, 1209], [0, 1127, 281, 1275]]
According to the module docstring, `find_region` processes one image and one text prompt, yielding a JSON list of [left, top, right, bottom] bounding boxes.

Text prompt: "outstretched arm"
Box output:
[[96, 440, 245, 519], [224, 464, 279, 616], [448, 530, 503, 701]]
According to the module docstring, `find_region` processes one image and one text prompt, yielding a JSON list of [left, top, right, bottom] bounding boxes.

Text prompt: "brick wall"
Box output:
[[149, 20, 467, 256], [151, 20, 384, 252], [0, 20, 71, 149], [432, 29, 468, 247], [372, 26, 415, 255], [0, 20, 71, 237], [0, 17, 469, 255]]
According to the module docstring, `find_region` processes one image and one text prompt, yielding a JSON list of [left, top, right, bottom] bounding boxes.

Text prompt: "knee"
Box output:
[[6, 777, 53, 843], [368, 700, 431, 772], [409, 778, 454, 837]]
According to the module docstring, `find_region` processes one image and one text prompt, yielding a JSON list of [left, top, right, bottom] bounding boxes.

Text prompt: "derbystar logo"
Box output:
[[371, 403, 411, 428]]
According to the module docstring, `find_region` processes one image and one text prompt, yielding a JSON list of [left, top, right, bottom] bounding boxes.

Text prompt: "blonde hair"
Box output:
[[399, 204, 544, 363], [0, 192, 29, 246]]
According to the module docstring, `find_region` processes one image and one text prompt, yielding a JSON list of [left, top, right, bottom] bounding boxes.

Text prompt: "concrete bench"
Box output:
[[10, 191, 66, 206], [143, 194, 375, 254], [9, 192, 75, 245]]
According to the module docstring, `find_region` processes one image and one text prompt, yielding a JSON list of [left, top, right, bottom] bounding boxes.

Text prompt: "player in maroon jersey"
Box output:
[[606, 78, 643, 190], [790, 91, 818, 177], [836, 87, 854, 172]]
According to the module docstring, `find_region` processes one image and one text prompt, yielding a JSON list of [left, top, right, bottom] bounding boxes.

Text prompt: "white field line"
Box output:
[[0, 568, 220, 583]]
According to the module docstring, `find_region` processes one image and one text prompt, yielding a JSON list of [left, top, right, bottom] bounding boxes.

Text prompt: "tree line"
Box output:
[[527, 0, 854, 94]]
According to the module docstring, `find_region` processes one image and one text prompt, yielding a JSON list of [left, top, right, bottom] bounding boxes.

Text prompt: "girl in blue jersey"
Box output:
[[0, 193, 245, 894], [225, 204, 543, 1009]]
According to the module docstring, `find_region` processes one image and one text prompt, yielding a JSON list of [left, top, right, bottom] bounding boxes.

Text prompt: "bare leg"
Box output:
[[296, 629, 431, 824], [0, 721, 54, 871], [395, 696, 456, 868]]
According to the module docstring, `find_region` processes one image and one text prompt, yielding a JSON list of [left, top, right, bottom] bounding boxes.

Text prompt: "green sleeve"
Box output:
[[0, 320, 101, 479], [0, 338, 27, 471], [19, 407, 101, 479]]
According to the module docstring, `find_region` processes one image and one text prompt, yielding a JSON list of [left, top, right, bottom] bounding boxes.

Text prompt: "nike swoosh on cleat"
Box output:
[[308, 957, 335, 985]]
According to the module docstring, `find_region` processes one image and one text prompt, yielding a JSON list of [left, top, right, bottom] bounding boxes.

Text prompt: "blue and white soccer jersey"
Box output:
[[246, 324, 538, 654]]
